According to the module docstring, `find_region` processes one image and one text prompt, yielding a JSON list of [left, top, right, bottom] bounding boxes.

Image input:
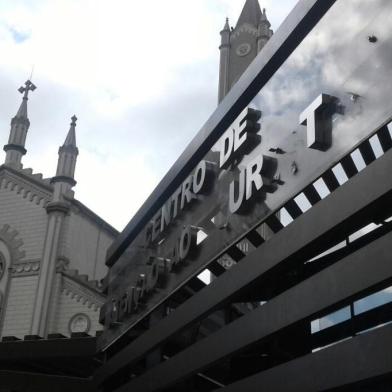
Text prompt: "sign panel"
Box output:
[[99, 0, 392, 350]]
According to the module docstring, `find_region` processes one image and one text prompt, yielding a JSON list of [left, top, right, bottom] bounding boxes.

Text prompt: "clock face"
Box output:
[[69, 313, 91, 334], [236, 43, 252, 57]]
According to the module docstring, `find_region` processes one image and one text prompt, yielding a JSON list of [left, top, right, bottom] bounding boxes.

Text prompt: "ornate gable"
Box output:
[[0, 165, 53, 207]]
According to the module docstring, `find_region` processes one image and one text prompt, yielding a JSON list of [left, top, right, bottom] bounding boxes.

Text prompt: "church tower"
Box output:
[[31, 116, 79, 336], [3, 80, 36, 169], [218, 0, 273, 102], [51, 115, 79, 198], [0, 82, 117, 340]]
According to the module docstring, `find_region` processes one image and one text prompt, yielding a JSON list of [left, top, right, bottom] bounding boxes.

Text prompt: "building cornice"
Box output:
[[0, 165, 53, 205], [10, 259, 40, 277], [62, 274, 105, 311], [46, 201, 70, 214], [0, 165, 118, 236], [3, 144, 27, 155], [231, 23, 259, 39], [50, 175, 77, 187]]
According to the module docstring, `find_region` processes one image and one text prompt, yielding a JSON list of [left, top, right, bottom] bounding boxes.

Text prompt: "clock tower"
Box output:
[[218, 0, 273, 103]]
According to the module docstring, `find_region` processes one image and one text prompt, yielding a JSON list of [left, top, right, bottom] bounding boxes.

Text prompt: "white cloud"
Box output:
[[0, 0, 297, 230]]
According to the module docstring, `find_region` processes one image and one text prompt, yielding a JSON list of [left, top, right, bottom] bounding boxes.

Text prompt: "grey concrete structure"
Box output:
[[218, 0, 273, 102], [0, 82, 118, 338]]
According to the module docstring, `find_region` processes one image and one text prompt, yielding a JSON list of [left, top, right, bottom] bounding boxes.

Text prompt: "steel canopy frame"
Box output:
[[106, 0, 337, 267], [115, 230, 392, 392], [221, 324, 392, 392], [94, 146, 392, 389]]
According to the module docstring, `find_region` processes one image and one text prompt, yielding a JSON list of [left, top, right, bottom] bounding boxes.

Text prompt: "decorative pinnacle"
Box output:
[[18, 80, 37, 100], [223, 17, 230, 31], [63, 115, 78, 149]]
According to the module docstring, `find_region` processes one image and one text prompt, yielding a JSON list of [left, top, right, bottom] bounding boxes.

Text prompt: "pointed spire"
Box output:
[[235, 0, 262, 29], [257, 6, 273, 52], [3, 80, 37, 169], [260, 8, 271, 26], [52, 115, 79, 193], [63, 115, 77, 148], [15, 80, 37, 120], [223, 17, 230, 31]]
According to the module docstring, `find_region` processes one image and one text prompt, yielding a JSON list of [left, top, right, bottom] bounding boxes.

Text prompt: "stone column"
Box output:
[[30, 201, 69, 336]]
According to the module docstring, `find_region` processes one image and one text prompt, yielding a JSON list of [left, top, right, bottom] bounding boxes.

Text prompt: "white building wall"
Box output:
[[63, 210, 114, 281], [2, 275, 38, 337], [0, 183, 47, 260], [0, 172, 112, 338], [49, 283, 103, 336]]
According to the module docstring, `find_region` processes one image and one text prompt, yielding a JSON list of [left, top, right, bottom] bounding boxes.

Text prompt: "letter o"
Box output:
[[179, 226, 192, 261]]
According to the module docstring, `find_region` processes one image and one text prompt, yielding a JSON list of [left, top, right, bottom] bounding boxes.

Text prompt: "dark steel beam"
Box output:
[[106, 0, 337, 267], [0, 370, 92, 392], [94, 146, 392, 388], [0, 337, 96, 360], [113, 228, 392, 391], [311, 301, 392, 349], [221, 324, 392, 391]]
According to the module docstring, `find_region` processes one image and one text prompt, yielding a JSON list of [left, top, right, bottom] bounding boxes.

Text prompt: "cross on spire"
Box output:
[[18, 80, 37, 100], [71, 115, 78, 126]]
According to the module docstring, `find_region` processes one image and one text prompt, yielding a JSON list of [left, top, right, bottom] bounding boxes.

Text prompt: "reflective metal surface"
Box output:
[[100, 0, 392, 350]]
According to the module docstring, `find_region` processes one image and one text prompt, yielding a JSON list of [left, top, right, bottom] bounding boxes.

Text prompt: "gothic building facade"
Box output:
[[0, 80, 118, 339], [218, 0, 273, 102], [0, 0, 271, 340]]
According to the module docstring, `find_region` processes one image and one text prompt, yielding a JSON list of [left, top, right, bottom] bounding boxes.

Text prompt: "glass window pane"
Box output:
[[311, 306, 351, 334], [354, 286, 392, 315], [319, 306, 351, 330]]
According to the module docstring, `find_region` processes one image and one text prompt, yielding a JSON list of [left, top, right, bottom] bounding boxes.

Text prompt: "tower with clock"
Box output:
[[218, 0, 273, 103]]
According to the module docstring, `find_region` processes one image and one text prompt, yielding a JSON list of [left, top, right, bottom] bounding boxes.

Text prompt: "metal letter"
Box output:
[[219, 107, 261, 169], [300, 93, 337, 150], [160, 200, 172, 232], [151, 211, 161, 243], [171, 187, 182, 219], [229, 169, 246, 213], [145, 257, 160, 292], [179, 226, 197, 261], [181, 175, 194, 209], [246, 154, 264, 200], [218, 129, 234, 168]]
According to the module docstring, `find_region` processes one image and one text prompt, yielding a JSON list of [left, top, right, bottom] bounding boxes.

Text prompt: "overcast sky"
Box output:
[[0, 0, 297, 231]]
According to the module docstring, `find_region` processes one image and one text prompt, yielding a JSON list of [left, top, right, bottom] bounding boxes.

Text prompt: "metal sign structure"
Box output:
[[99, 0, 392, 350], [1, 1, 392, 391], [95, 1, 392, 391]]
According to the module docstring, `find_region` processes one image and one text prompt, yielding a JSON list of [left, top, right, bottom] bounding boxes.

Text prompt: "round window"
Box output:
[[69, 313, 91, 334]]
